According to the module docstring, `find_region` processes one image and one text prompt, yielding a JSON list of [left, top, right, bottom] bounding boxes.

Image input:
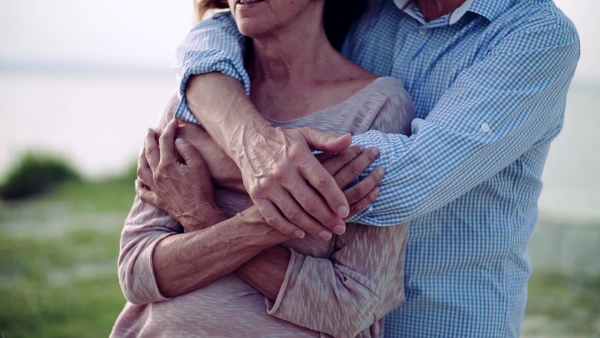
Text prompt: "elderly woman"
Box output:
[[110, 0, 414, 336]]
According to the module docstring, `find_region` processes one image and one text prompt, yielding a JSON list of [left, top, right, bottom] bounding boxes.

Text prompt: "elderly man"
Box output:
[[158, 0, 579, 336]]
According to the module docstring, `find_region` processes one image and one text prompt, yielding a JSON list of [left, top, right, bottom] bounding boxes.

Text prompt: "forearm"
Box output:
[[185, 73, 269, 164], [235, 245, 291, 301], [152, 207, 289, 297]]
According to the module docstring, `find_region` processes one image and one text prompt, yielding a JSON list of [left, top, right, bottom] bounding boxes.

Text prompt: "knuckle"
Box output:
[[248, 184, 267, 199], [347, 161, 365, 177], [273, 167, 287, 181], [351, 185, 367, 201], [285, 208, 302, 224], [158, 131, 167, 143], [145, 145, 154, 155], [349, 202, 365, 216], [264, 215, 280, 227], [288, 146, 304, 161], [346, 146, 362, 159], [153, 172, 163, 184], [301, 194, 321, 213], [314, 173, 331, 189]]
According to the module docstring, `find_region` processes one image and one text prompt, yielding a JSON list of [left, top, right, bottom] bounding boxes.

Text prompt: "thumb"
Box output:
[[299, 128, 352, 153], [175, 138, 200, 165]]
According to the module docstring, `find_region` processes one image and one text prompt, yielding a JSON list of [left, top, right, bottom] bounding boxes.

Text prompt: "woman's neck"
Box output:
[[247, 3, 340, 86]]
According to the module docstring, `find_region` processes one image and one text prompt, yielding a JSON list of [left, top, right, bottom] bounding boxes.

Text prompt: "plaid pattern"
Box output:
[[174, 0, 580, 336]]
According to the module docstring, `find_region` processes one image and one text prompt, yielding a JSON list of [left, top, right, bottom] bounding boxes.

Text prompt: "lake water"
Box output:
[[1, 71, 599, 221]]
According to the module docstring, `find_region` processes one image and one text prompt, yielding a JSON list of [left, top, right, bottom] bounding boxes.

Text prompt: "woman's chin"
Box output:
[[236, 22, 269, 38]]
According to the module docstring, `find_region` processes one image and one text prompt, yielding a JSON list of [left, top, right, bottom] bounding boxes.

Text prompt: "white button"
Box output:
[[419, 29, 427, 35], [481, 123, 490, 133]]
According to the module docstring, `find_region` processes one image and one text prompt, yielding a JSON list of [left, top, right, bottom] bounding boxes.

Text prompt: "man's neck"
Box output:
[[416, 0, 467, 22]]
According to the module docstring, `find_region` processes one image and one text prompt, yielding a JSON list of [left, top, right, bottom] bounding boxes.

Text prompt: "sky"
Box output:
[[0, 0, 598, 82]]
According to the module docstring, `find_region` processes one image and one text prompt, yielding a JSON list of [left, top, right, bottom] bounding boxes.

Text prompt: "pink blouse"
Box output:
[[111, 77, 414, 338]]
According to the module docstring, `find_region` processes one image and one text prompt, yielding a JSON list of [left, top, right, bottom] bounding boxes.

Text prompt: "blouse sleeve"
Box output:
[[117, 196, 180, 305], [266, 223, 409, 337], [266, 81, 412, 337]]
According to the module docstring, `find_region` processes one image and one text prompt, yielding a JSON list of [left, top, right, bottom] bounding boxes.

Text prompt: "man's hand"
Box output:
[[235, 125, 352, 240], [319, 145, 384, 220], [136, 118, 227, 232]]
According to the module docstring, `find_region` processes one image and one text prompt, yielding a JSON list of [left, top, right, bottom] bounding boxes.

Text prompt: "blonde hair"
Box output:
[[194, 0, 229, 22]]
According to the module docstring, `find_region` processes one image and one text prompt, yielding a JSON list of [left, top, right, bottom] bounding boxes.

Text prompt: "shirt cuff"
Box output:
[[174, 49, 251, 124], [264, 247, 300, 315]]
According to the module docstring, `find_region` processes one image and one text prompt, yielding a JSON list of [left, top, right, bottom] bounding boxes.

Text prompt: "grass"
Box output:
[[0, 156, 598, 337], [525, 273, 600, 336], [0, 227, 125, 337], [0, 162, 134, 338], [0, 152, 81, 200]]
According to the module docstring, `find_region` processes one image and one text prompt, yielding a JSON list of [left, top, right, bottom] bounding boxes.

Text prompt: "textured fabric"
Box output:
[[111, 78, 414, 337], [172, 1, 580, 336]]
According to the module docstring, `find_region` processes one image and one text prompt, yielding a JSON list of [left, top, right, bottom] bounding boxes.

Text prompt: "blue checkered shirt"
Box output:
[[174, 0, 579, 336]]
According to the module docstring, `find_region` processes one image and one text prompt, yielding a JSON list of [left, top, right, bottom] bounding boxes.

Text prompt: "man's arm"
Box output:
[[347, 20, 580, 225]]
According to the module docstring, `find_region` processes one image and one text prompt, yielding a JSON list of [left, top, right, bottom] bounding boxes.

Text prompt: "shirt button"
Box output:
[[481, 123, 490, 133], [419, 29, 427, 35]]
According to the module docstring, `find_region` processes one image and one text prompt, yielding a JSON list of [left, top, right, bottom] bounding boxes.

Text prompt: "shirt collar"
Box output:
[[392, 0, 514, 25]]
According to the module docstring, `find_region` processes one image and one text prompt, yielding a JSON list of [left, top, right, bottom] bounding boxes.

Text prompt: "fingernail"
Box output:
[[294, 230, 305, 239], [376, 167, 385, 175], [337, 205, 349, 218], [319, 231, 333, 241], [177, 119, 186, 127], [358, 145, 365, 151], [371, 147, 380, 156], [175, 138, 184, 145], [333, 225, 345, 235], [374, 186, 381, 195]]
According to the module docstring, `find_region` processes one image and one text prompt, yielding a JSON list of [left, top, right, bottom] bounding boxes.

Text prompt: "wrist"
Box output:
[[228, 112, 271, 166], [235, 207, 291, 246], [179, 203, 228, 232]]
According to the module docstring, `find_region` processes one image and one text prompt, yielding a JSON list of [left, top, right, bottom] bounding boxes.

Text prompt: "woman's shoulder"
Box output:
[[364, 77, 409, 99], [350, 77, 412, 110], [359, 77, 415, 135]]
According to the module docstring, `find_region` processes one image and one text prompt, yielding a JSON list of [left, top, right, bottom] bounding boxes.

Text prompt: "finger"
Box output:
[[158, 118, 179, 167], [135, 179, 159, 207], [144, 128, 160, 171], [175, 138, 202, 166], [156, 90, 179, 133], [275, 188, 335, 240], [343, 166, 385, 205], [255, 199, 306, 239], [284, 181, 344, 237], [299, 127, 352, 153], [314, 152, 335, 163], [137, 147, 154, 187], [333, 147, 380, 189], [298, 158, 350, 219], [347, 186, 381, 220], [320, 145, 364, 176]]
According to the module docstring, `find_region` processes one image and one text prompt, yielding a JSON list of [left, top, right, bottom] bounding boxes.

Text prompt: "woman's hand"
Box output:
[[136, 118, 228, 232], [175, 122, 244, 192]]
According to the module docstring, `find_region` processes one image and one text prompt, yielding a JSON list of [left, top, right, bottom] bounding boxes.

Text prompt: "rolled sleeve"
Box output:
[[117, 196, 180, 305], [174, 13, 250, 124]]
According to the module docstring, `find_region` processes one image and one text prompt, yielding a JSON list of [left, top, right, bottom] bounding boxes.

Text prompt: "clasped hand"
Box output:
[[137, 118, 384, 239]]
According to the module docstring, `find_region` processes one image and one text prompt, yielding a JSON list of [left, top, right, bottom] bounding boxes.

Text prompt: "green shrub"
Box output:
[[0, 152, 81, 200]]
